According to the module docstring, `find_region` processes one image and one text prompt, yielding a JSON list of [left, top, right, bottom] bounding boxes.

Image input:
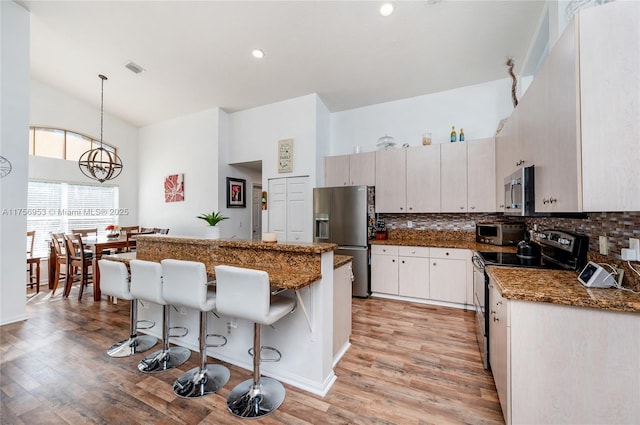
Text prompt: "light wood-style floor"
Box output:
[[2, 286, 504, 424]]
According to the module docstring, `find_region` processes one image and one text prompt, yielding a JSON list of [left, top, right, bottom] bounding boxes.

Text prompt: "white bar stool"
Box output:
[[161, 259, 230, 398], [98, 260, 157, 357], [129, 259, 190, 373], [214, 265, 296, 419]]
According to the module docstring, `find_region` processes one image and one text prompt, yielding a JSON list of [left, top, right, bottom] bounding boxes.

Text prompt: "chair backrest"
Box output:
[[98, 260, 132, 300], [140, 227, 154, 233], [51, 233, 66, 257], [214, 265, 271, 324], [130, 260, 164, 305], [154, 228, 169, 235], [64, 234, 87, 261], [71, 228, 98, 237], [27, 231, 35, 256], [121, 226, 139, 234], [161, 259, 209, 310]]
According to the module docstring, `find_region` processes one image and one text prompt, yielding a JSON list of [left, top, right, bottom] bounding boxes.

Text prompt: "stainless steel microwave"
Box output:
[[504, 166, 535, 216]]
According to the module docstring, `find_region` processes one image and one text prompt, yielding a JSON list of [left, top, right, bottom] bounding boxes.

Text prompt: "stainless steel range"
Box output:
[[472, 229, 589, 369]]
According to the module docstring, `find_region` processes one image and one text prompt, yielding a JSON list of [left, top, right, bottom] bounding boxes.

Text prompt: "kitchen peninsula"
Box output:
[[122, 234, 344, 396]]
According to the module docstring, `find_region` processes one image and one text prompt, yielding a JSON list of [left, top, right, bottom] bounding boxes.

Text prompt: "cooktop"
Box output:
[[477, 251, 565, 270]]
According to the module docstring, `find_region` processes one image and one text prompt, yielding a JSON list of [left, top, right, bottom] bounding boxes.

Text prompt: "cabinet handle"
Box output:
[[409, 207, 413, 211], [433, 262, 437, 266], [496, 301, 502, 306], [493, 317, 499, 322], [411, 250, 415, 254], [491, 310, 496, 315], [499, 204, 505, 208], [460, 206, 464, 210], [470, 206, 475, 210], [400, 207, 404, 211], [549, 197, 557, 204], [392, 259, 395, 263], [401, 260, 405, 264], [516, 159, 525, 167], [445, 252, 450, 256]]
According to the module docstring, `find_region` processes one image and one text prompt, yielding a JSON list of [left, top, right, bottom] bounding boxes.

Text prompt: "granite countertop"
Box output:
[[135, 234, 337, 254], [486, 266, 640, 313], [370, 238, 516, 253], [103, 252, 351, 290]]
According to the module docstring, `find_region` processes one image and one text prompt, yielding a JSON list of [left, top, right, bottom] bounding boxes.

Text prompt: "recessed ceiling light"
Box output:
[[379, 2, 395, 17], [252, 49, 265, 59]]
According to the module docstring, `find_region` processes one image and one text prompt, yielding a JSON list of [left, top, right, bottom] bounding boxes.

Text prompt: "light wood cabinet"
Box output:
[[495, 114, 518, 212], [398, 246, 430, 299], [333, 262, 353, 357], [579, 1, 640, 211], [488, 274, 640, 424], [370, 245, 399, 295], [324, 152, 375, 187], [428, 248, 467, 304], [375, 149, 407, 213], [534, 20, 581, 213], [467, 138, 496, 212], [323, 154, 350, 186], [488, 281, 510, 424], [440, 142, 468, 212], [406, 145, 440, 213]]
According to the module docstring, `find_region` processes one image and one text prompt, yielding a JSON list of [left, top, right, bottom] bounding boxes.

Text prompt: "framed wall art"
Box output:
[[164, 173, 184, 202], [226, 177, 246, 208], [278, 138, 293, 173]]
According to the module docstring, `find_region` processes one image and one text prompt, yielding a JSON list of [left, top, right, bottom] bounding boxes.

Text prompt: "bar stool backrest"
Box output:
[[98, 260, 132, 301], [161, 259, 212, 311], [214, 265, 271, 325], [130, 259, 165, 305], [51, 233, 66, 257]]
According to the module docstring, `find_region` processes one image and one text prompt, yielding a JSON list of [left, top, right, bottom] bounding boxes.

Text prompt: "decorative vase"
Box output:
[[205, 226, 220, 240], [106, 230, 120, 239]]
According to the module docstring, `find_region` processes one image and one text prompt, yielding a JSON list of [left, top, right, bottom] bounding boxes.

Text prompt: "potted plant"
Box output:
[[197, 211, 228, 239]]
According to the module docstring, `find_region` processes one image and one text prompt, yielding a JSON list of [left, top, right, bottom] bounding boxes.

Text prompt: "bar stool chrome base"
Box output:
[[227, 377, 286, 418], [173, 364, 230, 398], [138, 346, 190, 373], [106, 335, 157, 358]]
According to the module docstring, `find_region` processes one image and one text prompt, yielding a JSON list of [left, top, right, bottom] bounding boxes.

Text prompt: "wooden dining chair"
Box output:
[[154, 228, 170, 235], [140, 227, 154, 233], [63, 234, 94, 300], [71, 228, 98, 237], [120, 226, 140, 252], [50, 233, 68, 296], [26, 231, 41, 293]]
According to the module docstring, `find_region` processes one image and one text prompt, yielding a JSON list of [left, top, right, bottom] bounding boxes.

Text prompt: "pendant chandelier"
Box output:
[[78, 74, 123, 183]]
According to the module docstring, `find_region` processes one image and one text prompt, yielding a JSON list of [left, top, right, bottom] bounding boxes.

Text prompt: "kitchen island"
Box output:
[[117, 235, 342, 396]]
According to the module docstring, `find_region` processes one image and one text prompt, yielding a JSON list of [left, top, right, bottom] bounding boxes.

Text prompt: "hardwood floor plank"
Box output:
[[1, 289, 504, 424]]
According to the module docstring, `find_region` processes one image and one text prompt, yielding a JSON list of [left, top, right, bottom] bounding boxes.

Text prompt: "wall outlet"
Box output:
[[599, 236, 608, 255], [407, 220, 413, 228], [630, 238, 640, 258], [621, 248, 637, 261]]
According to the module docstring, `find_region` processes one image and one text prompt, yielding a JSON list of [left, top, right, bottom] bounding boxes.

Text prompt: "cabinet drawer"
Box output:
[[371, 245, 399, 256], [429, 247, 467, 260], [398, 246, 430, 257]]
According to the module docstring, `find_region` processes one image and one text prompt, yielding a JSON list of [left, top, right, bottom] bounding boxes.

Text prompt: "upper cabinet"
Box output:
[[375, 148, 407, 213], [468, 138, 496, 213], [440, 142, 468, 212], [406, 145, 441, 213], [324, 152, 375, 187], [579, 1, 639, 211]]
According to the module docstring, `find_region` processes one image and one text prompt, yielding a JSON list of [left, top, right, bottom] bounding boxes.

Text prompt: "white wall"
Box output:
[[138, 108, 220, 237], [1, 1, 30, 325], [227, 94, 322, 232], [329, 78, 515, 155], [29, 80, 140, 226]]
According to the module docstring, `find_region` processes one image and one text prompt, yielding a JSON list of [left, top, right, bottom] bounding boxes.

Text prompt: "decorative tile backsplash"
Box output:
[[381, 212, 640, 290]]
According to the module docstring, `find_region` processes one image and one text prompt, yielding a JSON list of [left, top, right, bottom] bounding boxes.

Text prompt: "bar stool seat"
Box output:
[[214, 265, 296, 419], [98, 260, 157, 357], [161, 259, 230, 398], [129, 259, 190, 373]]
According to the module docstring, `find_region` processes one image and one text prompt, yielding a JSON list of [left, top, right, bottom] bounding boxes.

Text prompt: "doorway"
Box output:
[[251, 184, 262, 240]]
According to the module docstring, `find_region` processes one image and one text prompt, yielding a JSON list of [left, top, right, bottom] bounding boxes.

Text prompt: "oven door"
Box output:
[[472, 254, 489, 370]]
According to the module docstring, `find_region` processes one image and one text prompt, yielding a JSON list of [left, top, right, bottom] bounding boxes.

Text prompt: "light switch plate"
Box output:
[[599, 236, 608, 255]]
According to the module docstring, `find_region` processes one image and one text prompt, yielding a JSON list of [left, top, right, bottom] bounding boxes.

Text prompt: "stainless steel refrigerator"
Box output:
[[313, 186, 375, 298]]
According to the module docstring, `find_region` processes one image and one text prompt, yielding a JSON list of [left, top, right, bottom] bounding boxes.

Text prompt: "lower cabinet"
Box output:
[[371, 245, 469, 307], [488, 275, 640, 424], [428, 248, 467, 305], [333, 261, 353, 357]]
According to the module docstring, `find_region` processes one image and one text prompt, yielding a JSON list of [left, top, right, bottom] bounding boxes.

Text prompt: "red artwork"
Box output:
[[164, 173, 184, 202]]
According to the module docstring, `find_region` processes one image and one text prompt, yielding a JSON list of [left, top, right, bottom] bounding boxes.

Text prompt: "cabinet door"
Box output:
[[324, 155, 350, 187], [489, 281, 510, 424], [371, 253, 398, 295], [429, 258, 466, 304], [535, 21, 581, 213], [398, 256, 429, 299], [580, 1, 640, 211], [286, 177, 310, 242], [440, 142, 468, 212], [333, 263, 353, 356], [375, 149, 406, 213], [467, 138, 496, 212], [495, 114, 518, 212], [349, 151, 376, 186], [406, 145, 440, 213]]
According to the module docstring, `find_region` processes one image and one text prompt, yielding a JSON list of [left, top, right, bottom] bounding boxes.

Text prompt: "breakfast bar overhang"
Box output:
[[118, 235, 343, 396]]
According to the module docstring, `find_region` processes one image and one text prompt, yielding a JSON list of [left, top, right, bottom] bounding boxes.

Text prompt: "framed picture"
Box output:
[[226, 177, 246, 208], [164, 173, 185, 203], [278, 138, 294, 173]]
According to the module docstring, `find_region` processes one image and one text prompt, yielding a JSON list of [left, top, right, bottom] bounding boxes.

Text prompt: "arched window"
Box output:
[[29, 126, 118, 161]]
